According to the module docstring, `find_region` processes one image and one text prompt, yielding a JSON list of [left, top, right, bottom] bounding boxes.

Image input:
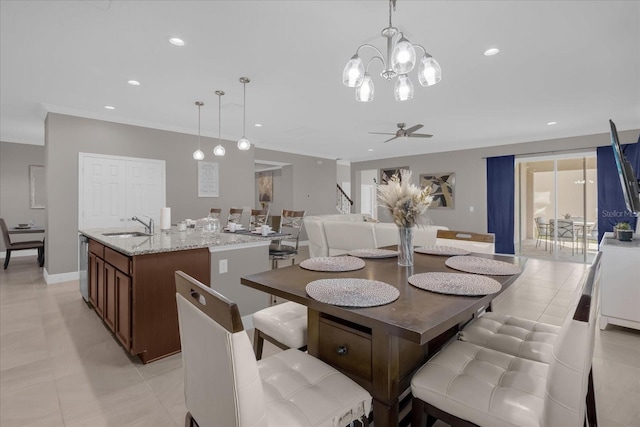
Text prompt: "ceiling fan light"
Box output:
[[342, 54, 364, 87], [213, 144, 225, 156], [192, 149, 204, 160], [356, 73, 375, 102], [237, 137, 251, 150], [391, 35, 416, 74], [394, 74, 414, 101], [418, 55, 441, 87]]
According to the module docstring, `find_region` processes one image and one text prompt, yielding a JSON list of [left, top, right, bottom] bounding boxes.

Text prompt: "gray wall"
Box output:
[[255, 148, 337, 218], [0, 142, 46, 250], [352, 129, 640, 233], [45, 113, 256, 275]]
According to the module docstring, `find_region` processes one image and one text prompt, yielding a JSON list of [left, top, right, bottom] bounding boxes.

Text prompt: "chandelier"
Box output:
[[342, 0, 441, 102]]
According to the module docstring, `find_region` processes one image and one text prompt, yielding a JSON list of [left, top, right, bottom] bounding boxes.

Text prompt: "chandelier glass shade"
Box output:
[[192, 101, 205, 160], [237, 77, 251, 151], [342, 0, 441, 102], [214, 90, 225, 157]]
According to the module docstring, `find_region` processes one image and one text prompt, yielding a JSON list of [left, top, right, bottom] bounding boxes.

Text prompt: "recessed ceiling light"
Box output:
[[484, 48, 500, 56], [254, 123, 262, 127], [368, 149, 373, 152], [547, 121, 557, 125], [104, 105, 115, 110], [127, 80, 140, 86], [169, 37, 185, 46]]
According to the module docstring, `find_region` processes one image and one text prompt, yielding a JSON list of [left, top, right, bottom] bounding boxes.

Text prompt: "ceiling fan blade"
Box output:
[[369, 132, 396, 135], [408, 133, 433, 138], [383, 136, 399, 143], [404, 124, 424, 134]]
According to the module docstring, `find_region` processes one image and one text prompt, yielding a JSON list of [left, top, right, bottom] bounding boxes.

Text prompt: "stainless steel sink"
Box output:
[[102, 231, 153, 238]]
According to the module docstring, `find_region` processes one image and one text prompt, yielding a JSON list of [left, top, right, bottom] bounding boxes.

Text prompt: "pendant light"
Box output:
[[342, 0, 441, 102], [192, 101, 205, 160], [237, 77, 251, 151], [213, 90, 226, 156]]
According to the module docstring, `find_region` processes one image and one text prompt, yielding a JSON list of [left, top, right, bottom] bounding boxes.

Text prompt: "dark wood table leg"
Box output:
[[371, 329, 400, 427]]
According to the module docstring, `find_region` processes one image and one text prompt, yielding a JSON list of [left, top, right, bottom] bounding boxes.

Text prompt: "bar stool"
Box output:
[[250, 208, 269, 230]]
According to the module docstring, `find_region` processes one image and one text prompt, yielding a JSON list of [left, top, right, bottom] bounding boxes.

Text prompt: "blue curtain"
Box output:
[[597, 136, 640, 242], [487, 155, 515, 254]]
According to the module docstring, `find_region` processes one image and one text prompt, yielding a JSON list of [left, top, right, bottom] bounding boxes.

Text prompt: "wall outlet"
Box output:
[[219, 259, 228, 274]]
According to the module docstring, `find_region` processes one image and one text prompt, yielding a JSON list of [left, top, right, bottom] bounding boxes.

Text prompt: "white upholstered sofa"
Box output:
[[304, 214, 449, 258]]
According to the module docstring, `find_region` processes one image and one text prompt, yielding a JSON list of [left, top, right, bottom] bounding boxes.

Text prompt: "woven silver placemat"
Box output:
[[306, 278, 399, 307], [347, 248, 399, 259], [415, 245, 471, 256], [408, 272, 502, 295], [299, 256, 366, 272], [445, 255, 522, 275]]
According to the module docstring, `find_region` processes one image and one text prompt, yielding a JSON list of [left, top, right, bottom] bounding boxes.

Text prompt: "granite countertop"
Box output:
[[80, 227, 277, 256]]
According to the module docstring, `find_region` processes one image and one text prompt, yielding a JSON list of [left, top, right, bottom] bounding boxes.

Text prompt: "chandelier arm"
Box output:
[[364, 55, 385, 73], [356, 44, 388, 69], [412, 44, 432, 58]]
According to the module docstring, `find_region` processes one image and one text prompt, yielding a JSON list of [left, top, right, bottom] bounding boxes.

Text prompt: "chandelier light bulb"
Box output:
[[192, 149, 204, 160], [213, 144, 226, 156], [342, 54, 364, 87], [391, 34, 416, 74], [356, 73, 375, 102], [394, 74, 414, 101], [418, 55, 441, 87]]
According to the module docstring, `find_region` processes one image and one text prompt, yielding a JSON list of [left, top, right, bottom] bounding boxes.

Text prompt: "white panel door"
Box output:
[[126, 160, 166, 226], [79, 153, 166, 230], [80, 156, 127, 229]]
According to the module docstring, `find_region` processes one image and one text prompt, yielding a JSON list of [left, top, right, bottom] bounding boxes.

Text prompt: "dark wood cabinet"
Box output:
[[115, 269, 131, 349], [88, 252, 98, 308], [104, 263, 116, 332], [85, 237, 210, 363], [95, 256, 105, 317]]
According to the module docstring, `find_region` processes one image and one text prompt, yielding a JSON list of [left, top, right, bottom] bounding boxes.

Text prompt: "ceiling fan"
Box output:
[[369, 123, 433, 143]]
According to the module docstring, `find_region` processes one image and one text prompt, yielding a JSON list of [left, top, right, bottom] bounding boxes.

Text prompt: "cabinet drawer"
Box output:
[[88, 239, 104, 257], [318, 317, 371, 381], [105, 247, 131, 274]]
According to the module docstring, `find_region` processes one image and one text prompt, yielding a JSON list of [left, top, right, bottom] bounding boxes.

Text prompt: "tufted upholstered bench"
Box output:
[[411, 252, 601, 427], [175, 271, 371, 427]]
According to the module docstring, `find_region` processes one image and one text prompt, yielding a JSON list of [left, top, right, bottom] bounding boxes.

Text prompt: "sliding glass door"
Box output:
[[516, 153, 597, 263]]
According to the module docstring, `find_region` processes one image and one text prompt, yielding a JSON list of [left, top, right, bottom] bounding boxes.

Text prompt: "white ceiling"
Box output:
[[1, 0, 639, 162]]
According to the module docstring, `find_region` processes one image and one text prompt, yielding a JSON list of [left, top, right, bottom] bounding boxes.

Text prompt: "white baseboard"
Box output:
[[44, 270, 79, 285]]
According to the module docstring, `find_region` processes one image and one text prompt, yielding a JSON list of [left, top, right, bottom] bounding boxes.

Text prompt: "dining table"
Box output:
[[8, 225, 45, 235], [241, 249, 525, 427]]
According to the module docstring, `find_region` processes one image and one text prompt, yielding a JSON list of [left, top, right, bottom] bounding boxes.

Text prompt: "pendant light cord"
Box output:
[[242, 82, 246, 137], [218, 93, 222, 144]]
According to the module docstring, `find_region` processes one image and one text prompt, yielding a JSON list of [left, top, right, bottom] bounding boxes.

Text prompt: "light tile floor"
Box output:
[[1, 252, 639, 426]]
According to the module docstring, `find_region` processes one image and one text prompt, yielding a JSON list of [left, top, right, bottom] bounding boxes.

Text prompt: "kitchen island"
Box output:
[[80, 227, 272, 363]]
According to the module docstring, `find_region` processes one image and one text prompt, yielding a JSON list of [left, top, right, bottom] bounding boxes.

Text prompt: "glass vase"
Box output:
[[397, 226, 414, 266]]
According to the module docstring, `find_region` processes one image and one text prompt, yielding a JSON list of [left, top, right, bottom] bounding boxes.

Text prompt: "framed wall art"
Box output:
[[379, 166, 409, 184], [198, 161, 219, 197], [420, 172, 455, 209], [258, 171, 273, 202], [29, 165, 46, 209]]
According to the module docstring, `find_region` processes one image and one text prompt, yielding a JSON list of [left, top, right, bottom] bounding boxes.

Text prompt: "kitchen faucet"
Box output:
[[132, 216, 154, 234]]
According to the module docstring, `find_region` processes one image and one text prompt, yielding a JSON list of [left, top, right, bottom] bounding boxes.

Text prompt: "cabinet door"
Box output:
[[88, 253, 98, 308], [104, 263, 116, 332], [95, 256, 105, 318], [115, 270, 132, 350]]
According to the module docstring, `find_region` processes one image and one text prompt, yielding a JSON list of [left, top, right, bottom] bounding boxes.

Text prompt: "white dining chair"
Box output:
[[175, 271, 371, 427]]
